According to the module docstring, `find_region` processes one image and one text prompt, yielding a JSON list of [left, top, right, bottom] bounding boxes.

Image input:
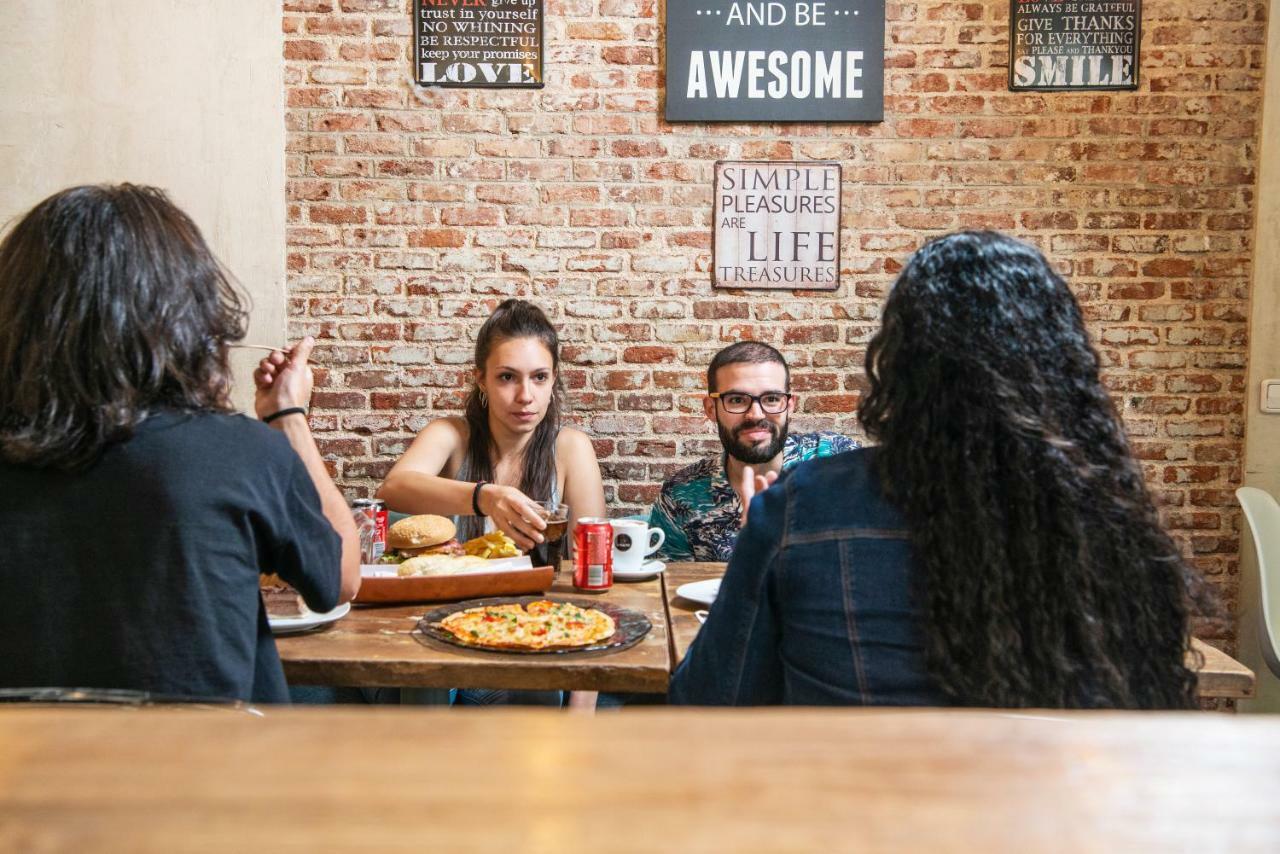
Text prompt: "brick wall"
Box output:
[[283, 0, 1269, 641]]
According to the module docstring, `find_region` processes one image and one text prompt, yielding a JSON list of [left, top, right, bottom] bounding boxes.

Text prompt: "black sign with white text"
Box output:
[[1009, 0, 1140, 90], [665, 1, 884, 122], [414, 0, 543, 89]]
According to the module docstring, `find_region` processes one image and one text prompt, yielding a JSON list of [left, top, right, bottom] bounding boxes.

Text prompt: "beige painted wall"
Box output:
[[1239, 0, 1280, 712], [0, 1, 285, 411]]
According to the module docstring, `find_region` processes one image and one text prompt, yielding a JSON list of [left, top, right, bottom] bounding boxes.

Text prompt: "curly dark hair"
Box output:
[[0, 184, 247, 470], [859, 231, 1205, 709]]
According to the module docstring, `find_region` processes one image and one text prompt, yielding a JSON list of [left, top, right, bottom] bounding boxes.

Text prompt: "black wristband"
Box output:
[[472, 480, 489, 517], [262, 406, 307, 424]]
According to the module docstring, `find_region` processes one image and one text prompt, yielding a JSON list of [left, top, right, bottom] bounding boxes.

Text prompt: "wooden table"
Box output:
[[663, 563, 1257, 701], [277, 569, 671, 693], [1194, 640, 1257, 699], [276, 560, 1253, 701], [3, 708, 1279, 851], [663, 561, 726, 667]]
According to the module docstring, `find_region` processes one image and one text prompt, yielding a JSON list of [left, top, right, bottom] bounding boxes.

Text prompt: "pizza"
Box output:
[[437, 599, 616, 650]]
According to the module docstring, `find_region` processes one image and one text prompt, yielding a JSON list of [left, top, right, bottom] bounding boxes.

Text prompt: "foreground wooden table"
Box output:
[[277, 569, 671, 693], [663, 564, 1256, 700], [2, 708, 1278, 851]]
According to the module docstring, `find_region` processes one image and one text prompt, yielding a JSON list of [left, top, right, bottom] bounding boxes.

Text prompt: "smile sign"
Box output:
[[1008, 0, 1140, 90]]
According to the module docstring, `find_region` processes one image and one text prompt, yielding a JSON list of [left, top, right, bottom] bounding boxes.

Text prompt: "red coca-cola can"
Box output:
[[351, 498, 388, 562], [573, 517, 613, 592]]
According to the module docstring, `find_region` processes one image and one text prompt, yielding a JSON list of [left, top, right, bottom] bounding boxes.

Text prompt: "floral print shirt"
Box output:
[[648, 431, 859, 563]]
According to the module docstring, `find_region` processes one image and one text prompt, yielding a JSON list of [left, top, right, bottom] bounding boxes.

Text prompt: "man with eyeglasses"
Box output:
[[649, 341, 858, 562]]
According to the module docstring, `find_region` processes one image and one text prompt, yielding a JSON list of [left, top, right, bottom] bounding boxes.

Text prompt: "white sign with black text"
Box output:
[[714, 161, 841, 290]]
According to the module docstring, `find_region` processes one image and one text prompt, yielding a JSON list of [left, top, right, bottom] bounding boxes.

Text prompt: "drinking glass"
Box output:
[[532, 501, 570, 574], [352, 508, 378, 564]]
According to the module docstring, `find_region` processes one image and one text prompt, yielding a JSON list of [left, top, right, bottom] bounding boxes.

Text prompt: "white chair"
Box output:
[[1235, 487, 1280, 679]]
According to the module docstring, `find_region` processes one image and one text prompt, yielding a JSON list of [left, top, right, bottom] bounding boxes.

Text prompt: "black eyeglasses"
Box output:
[[708, 391, 793, 415]]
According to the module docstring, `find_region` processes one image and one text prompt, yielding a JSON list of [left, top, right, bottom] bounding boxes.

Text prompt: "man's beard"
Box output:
[[718, 417, 789, 465]]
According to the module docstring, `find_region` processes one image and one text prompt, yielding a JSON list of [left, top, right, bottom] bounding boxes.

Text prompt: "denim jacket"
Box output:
[[668, 448, 948, 706]]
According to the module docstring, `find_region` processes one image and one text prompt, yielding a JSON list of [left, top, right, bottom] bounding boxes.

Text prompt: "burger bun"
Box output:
[[396, 554, 490, 576], [387, 514, 457, 550]]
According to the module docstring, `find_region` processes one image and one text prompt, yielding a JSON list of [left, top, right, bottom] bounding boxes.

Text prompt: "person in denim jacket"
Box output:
[[670, 231, 1208, 709]]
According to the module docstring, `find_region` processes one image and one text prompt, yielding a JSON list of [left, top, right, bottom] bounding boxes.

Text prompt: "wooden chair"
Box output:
[[1236, 487, 1280, 679]]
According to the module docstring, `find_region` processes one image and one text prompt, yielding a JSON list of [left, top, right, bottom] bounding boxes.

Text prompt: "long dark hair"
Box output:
[[460, 299, 564, 540], [0, 184, 247, 470], [859, 231, 1204, 709]]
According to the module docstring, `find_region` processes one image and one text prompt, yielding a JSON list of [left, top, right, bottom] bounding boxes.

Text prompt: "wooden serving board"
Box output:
[[353, 566, 555, 604]]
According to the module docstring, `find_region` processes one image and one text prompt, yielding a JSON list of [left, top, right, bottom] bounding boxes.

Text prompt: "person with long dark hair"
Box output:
[[0, 184, 360, 704], [379, 298, 605, 550], [670, 231, 1206, 709], [379, 298, 605, 707]]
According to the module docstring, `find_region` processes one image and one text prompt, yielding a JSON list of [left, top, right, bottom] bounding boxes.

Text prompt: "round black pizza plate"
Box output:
[[415, 596, 652, 656]]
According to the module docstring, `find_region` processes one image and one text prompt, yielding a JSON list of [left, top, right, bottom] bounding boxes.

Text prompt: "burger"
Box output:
[[380, 514, 464, 563]]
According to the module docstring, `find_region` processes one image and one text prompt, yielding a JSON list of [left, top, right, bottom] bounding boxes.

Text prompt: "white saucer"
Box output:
[[269, 602, 351, 635], [675, 578, 721, 606], [613, 559, 666, 582]]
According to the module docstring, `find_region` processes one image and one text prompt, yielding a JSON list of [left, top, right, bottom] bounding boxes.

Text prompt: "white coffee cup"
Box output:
[[610, 519, 665, 571]]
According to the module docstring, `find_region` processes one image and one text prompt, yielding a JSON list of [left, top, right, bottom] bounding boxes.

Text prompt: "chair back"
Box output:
[[0, 687, 263, 714], [1235, 487, 1280, 679]]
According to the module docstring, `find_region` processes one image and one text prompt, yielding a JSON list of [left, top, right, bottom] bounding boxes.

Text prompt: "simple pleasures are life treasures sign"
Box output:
[[714, 162, 841, 290], [666, 1, 885, 121]]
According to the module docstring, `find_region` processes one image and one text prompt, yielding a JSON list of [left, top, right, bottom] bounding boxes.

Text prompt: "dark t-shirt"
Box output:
[[0, 411, 342, 703]]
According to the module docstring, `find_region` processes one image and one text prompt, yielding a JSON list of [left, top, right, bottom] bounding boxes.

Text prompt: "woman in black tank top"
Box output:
[[379, 299, 605, 549]]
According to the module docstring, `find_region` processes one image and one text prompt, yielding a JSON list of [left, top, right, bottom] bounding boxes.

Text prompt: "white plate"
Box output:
[[675, 578, 721, 606], [269, 602, 351, 635], [360, 556, 534, 578], [614, 559, 666, 582]]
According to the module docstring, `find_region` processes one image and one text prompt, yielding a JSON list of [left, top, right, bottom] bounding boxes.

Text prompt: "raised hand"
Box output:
[[737, 465, 779, 527], [254, 337, 316, 419]]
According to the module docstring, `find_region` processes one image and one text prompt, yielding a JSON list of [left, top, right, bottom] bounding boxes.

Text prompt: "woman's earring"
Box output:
[[478, 389, 488, 409]]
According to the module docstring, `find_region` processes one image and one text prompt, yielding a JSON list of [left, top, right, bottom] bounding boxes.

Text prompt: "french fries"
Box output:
[[462, 530, 520, 559]]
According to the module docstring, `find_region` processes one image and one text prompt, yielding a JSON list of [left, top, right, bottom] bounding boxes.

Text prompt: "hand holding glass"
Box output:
[[531, 501, 569, 573]]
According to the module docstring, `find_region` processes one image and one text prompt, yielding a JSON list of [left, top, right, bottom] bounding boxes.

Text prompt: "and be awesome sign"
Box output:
[[666, 1, 884, 122], [414, 0, 543, 88], [714, 162, 841, 290], [1009, 0, 1140, 90]]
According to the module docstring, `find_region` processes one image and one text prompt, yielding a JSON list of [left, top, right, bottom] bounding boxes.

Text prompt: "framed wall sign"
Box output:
[[414, 0, 544, 88], [1008, 0, 1140, 91], [666, 1, 884, 122], [713, 161, 841, 291]]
